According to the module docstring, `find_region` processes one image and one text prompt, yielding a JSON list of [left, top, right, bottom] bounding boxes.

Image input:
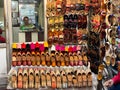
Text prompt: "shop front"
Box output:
[[0, 0, 120, 90]]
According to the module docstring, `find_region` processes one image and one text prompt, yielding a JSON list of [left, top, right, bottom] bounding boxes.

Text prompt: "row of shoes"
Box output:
[[12, 49, 88, 67], [9, 67, 92, 89]]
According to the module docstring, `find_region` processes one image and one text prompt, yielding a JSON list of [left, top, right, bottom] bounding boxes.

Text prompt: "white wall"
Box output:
[[0, 48, 7, 75]]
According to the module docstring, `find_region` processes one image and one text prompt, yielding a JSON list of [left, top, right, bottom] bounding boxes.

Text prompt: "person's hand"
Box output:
[[103, 79, 114, 87]]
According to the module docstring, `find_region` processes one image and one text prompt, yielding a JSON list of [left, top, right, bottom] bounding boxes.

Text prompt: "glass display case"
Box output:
[[12, 0, 45, 43]]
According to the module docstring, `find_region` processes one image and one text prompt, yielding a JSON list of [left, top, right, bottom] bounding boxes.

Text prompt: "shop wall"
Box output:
[[0, 48, 7, 75]]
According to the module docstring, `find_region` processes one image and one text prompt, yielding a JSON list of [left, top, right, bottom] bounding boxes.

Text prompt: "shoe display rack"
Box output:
[[96, 0, 120, 86], [7, 0, 109, 89], [7, 41, 96, 89]]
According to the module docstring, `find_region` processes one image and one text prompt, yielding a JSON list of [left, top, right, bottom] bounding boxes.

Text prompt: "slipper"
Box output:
[[77, 70, 82, 87], [34, 68, 40, 88], [51, 54, 56, 67], [82, 70, 87, 87], [105, 56, 111, 66], [51, 45, 56, 51], [29, 68, 34, 88], [68, 46, 73, 52], [46, 52, 51, 66], [64, 53, 69, 66], [69, 53, 74, 66], [60, 53, 65, 66], [30, 43, 35, 51], [65, 46, 69, 52], [83, 55, 88, 66], [46, 71, 51, 87], [26, 44, 30, 51], [11, 70, 17, 88], [74, 53, 79, 66], [58, 30, 64, 44], [31, 51, 36, 66], [44, 41, 48, 48], [87, 69, 92, 87], [23, 68, 28, 89], [41, 52, 46, 66], [61, 71, 67, 88], [59, 45, 65, 52], [40, 44, 45, 52], [51, 72, 57, 89], [72, 75, 78, 87], [12, 43, 17, 49], [67, 71, 72, 88], [17, 43, 21, 49], [56, 70, 61, 88], [12, 52, 17, 67], [55, 44, 60, 51], [26, 51, 32, 66], [36, 51, 41, 66], [78, 54, 83, 66], [40, 69, 46, 87], [35, 42, 40, 49], [21, 43, 26, 49], [17, 68, 23, 89], [22, 52, 27, 66], [55, 52, 61, 67], [111, 57, 116, 66], [16, 51, 22, 66]]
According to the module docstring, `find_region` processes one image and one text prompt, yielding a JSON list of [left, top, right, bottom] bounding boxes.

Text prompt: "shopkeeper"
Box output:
[[20, 16, 35, 30]]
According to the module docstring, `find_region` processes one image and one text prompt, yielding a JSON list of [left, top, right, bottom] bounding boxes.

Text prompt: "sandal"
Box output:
[[23, 68, 28, 89], [46, 71, 51, 87], [17, 68, 23, 89], [31, 51, 36, 66], [11, 70, 17, 88], [26, 51, 32, 66], [35, 68, 40, 88], [29, 68, 34, 88], [36, 51, 41, 66], [41, 52, 46, 66]]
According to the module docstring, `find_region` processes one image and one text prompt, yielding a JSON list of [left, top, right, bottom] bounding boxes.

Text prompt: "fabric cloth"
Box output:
[[112, 72, 120, 84], [108, 84, 120, 90]]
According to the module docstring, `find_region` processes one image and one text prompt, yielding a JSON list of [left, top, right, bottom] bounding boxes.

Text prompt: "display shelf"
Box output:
[[7, 67, 98, 90]]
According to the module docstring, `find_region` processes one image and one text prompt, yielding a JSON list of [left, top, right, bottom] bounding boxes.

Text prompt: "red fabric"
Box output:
[[112, 72, 120, 84]]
